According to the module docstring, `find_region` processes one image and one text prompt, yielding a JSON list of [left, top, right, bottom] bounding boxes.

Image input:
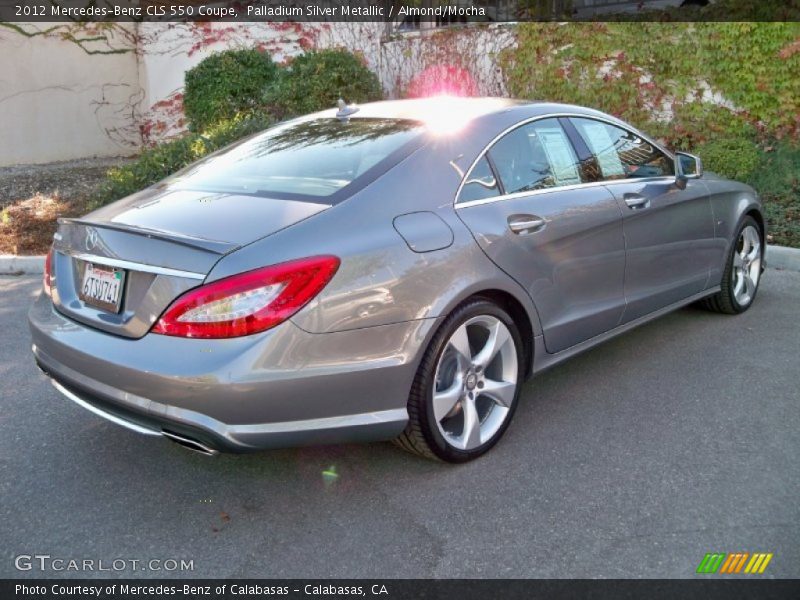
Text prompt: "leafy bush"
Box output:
[[265, 49, 383, 119], [95, 47, 385, 209], [695, 138, 761, 181], [747, 143, 800, 248], [183, 49, 278, 131], [95, 113, 272, 207]]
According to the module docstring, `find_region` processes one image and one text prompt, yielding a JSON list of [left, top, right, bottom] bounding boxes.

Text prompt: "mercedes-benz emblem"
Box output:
[[85, 228, 99, 251]]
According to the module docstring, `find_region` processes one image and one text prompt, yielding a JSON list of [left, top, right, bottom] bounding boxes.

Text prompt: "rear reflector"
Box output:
[[43, 247, 53, 297], [151, 256, 339, 339]]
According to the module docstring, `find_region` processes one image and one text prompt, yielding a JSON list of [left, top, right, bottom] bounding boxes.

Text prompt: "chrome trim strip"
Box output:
[[50, 379, 161, 437], [161, 431, 219, 456], [228, 408, 409, 435], [453, 112, 676, 207], [455, 176, 676, 209], [60, 251, 206, 280]]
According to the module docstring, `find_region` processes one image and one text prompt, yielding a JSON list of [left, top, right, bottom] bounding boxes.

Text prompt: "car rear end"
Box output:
[[29, 114, 432, 454]]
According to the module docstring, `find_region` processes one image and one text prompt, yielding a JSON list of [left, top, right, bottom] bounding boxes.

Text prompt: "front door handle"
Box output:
[[508, 214, 546, 235], [624, 193, 650, 209]]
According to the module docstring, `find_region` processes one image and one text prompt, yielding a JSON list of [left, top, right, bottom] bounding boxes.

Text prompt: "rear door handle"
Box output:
[[624, 193, 650, 209], [508, 214, 546, 235]]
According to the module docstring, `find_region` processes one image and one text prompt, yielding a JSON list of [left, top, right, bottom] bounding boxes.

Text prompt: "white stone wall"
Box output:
[[0, 21, 516, 166], [378, 25, 516, 99], [0, 23, 141, 166]]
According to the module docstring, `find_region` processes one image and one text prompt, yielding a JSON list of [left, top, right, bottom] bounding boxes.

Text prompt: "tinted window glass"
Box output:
[[488, 119, 582, 194], [570, 118, 674, 180], [167, 118, 424, 200], [457, 157, 500, 203]]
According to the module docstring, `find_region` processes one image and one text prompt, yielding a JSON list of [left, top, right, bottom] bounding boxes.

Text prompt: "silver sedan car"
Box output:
[[29, 98, 765, 462]]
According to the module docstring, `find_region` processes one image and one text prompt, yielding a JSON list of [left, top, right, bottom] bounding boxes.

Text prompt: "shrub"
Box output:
[[265, 49, 383, 119], [747, 143, 800, 248], [183, 49, 278, 131], [95, 113, 272, 207], [695, 138, 761, 181]]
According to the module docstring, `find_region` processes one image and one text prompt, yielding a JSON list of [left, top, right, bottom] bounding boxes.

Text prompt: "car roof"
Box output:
[[315, 95, 528, 121], [308, 97, 620, 136]]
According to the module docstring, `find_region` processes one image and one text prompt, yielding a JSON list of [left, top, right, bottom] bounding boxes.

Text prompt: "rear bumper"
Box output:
[[29, 292, 435, 452]]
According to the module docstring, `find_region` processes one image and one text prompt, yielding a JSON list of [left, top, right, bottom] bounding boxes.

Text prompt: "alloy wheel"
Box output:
[[732, 225, 762, 307], [432, 315, 518, 451]]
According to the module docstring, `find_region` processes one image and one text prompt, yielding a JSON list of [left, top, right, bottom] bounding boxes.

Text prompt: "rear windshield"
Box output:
[[166, 118, 424, 202]]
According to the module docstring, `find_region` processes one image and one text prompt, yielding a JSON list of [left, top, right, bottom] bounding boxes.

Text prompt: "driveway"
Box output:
[[1, 270, 798, 578]]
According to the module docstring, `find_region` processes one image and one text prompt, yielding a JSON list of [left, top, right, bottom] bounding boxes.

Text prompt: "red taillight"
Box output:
[[43, 247, 53, 297], [151, 256, 340, 339]]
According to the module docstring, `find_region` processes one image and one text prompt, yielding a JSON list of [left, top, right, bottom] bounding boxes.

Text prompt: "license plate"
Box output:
[[79, 262, 126, 313]]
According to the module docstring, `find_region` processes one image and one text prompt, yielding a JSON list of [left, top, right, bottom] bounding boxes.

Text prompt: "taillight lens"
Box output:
[[43, 247, 54, 297], [151, 256, 339, 339]]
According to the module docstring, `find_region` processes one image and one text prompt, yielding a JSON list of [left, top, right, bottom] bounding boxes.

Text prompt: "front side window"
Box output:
[[166, 118, 424, 201], [569, 118, 674, 181], [487, 119, 583, 195], [457, 156, 500, 203]]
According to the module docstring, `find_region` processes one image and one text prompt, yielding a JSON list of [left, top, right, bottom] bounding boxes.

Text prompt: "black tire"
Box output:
[[394, 298, 525, 463], [702, 215, 763, 315]]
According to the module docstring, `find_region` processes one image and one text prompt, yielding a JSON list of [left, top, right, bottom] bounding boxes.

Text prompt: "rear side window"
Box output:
[[167, 118, 424, 201], [457, 157, 500, 203], [569, 118, 674, 180], [487, 118, 583, 194]]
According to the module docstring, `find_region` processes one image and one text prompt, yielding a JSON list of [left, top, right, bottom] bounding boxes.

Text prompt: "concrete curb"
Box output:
[[2, 244, 800, 275], [0, 254, 46, 275], [766, 244, 800, 273]]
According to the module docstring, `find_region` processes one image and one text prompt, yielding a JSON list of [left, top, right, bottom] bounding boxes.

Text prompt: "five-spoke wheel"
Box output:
[[702, 216, 763, 314], [395, 299, 523, 462], [433, 315, 518, 451], [732, 224, 762, 307]]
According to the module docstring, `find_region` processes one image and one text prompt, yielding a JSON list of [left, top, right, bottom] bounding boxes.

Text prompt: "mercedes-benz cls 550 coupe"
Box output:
[[29, 97, 765, 462]]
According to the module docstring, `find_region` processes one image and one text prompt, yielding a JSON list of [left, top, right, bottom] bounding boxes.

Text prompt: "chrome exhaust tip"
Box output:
[[162, 430, 219, 457]]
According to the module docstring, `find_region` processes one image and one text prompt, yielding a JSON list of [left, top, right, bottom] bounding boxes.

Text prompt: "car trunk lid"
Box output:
[[50, 189, 329, 338]]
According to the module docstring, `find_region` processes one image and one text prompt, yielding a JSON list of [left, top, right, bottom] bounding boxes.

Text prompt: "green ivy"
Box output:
[[503, 22, 800, 146], [503, 21, 800, 247]]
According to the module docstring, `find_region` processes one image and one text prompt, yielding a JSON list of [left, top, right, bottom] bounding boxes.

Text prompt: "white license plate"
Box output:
[[79, 262, 125, 313]]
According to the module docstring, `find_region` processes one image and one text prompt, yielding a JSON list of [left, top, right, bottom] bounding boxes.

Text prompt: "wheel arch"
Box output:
[[744, 207, 766, 247], [431, 288, 536, 381]]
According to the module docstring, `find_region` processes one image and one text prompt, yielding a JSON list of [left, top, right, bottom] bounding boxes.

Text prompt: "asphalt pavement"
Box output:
[[1, 270, 798, 579]]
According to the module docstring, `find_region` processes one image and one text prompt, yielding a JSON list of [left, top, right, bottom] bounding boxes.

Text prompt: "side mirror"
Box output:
[[675, 151, 703, 189]]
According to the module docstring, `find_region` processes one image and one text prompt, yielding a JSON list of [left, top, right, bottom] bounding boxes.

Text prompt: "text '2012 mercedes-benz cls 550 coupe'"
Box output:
[[29, 97, 765, 462]]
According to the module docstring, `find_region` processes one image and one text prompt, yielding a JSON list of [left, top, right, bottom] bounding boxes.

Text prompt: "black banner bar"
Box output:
[[1, 0, 800, 23], [4, 580, 800, 600]]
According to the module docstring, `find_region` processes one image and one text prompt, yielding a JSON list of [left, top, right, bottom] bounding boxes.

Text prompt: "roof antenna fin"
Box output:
[[336, 98, 359, 120]]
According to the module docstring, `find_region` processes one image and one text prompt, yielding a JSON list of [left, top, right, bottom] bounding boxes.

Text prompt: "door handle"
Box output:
[[508, 214, 546, 235], [624, 193, 650, 209]]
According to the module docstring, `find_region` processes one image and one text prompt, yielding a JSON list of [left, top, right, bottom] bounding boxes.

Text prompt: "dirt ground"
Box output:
[[0, 157, 131, 255]]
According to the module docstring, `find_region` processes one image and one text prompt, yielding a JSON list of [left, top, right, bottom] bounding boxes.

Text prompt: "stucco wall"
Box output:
[[0, 23, 141, 166], [0, 22, 514, 166]]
